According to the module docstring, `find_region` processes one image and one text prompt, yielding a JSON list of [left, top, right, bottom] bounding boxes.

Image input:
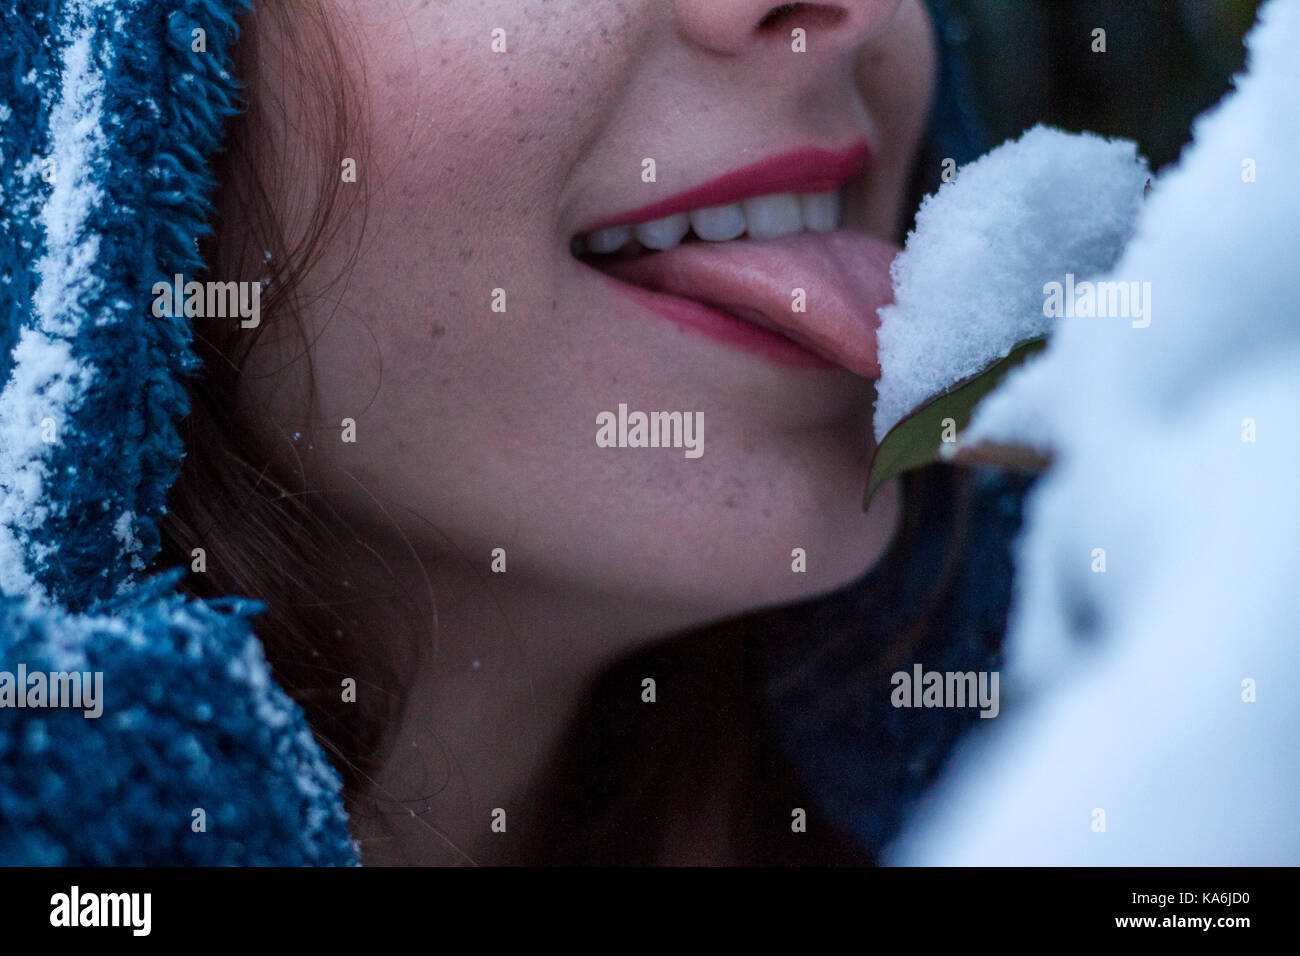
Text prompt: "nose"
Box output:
[[672, 0, 902, 56]]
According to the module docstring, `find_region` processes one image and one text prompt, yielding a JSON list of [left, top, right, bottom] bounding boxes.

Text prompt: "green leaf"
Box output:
[[863, 335, 1049, 509]]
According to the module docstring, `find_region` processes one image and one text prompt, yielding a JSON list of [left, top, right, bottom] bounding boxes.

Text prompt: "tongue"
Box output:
[[603, 229, 898, 377]]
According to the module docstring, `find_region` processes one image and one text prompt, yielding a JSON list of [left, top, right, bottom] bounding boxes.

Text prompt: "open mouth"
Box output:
[[569, 145, 898, 377]]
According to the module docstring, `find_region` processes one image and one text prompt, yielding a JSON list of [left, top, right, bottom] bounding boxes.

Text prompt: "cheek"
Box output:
[[853, 0, 938, 230], [861, 0, 937, 128], [350, 7, 640, 360]]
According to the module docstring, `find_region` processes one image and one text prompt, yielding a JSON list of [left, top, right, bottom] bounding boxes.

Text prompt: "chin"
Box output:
[[627, 470, 899, 630]]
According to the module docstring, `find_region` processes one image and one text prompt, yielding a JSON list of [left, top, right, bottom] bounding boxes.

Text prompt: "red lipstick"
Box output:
[[579, 142, 873, 233]]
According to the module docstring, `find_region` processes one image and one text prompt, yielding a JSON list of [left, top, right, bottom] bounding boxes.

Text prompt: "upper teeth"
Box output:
[[579, 189, 842, 254]]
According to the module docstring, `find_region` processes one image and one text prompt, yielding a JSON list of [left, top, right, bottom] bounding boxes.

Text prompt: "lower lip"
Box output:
[[596, 274, 837, 370]]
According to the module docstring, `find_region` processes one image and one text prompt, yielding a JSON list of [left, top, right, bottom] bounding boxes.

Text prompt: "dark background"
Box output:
[[949, 0, 1267, 170]]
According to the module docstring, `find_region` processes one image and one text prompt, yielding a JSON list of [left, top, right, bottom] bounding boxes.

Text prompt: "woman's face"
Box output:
[[245, 0, 936, 645]]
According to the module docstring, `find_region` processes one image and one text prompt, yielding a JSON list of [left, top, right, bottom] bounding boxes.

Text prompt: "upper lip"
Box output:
[[575, 142, 873, 235]]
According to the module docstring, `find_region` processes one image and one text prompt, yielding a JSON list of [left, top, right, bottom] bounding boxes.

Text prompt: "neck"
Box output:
[[347, 552, 685, 865]]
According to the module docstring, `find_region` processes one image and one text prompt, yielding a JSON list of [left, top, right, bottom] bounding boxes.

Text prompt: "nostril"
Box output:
[[756, 3, 847, 33], [758, 2, 798, 28]]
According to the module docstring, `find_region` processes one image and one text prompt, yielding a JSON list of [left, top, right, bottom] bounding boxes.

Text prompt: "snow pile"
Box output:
[[889, 0, 1300, 864], [873, 126, 1149, 441]]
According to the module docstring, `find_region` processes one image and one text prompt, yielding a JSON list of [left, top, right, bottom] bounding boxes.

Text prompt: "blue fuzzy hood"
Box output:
[[0, 0, 357, 865]]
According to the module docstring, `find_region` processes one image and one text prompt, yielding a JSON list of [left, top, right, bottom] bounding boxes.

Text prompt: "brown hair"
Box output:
[[159, 0, 410, 798], [158, 0, 974, 864]]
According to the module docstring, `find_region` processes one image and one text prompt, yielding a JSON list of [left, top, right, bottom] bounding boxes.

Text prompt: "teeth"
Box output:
[[634, 213, 690, 250], [800, 190, 841, 232], [578, 188, 844, 254], [585, 225, 632, 254], [741, 192, 803, 239], [689, 204, 746, 241]]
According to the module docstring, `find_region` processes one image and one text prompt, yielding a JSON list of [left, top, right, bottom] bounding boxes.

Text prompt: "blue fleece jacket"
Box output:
[[0, 0, 356, 865]]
